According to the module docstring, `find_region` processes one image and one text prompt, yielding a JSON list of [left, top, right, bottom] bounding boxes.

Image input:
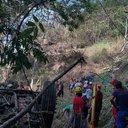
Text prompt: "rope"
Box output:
[[98, 0, 125, 37]]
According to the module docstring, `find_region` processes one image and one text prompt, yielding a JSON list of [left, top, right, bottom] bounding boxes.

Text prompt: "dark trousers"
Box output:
[[73, 114, 86, 128], [57, 90, 63, 97], [95, 103, 102, 127], [117, 111, 128, 128]]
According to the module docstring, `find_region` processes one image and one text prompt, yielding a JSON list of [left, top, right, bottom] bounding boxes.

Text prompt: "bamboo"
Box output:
[[91, 83, 97, 128]]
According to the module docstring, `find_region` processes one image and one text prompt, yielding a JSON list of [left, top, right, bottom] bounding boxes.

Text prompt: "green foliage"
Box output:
[[1, 0, 127, 74], [26, 21, 36, 27], [0, 16, 48, 73], [104, 0, 128, 7], [0, 0, 97, 73], [33, 15, 39, 22], [50, 0, 96, 31], [39, 22, 45, 32]]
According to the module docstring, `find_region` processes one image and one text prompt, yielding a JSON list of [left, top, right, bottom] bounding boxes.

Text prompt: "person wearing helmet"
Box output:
[[110, 79, 118, 128], [84, 74, 95, 83], [74, 80, 82, 88], [110, 79, 118, 91], [73, 86, 84, 128], [110, 81, 128, 128]]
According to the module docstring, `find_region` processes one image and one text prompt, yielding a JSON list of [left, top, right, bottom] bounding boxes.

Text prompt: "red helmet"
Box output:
[[110, 79, 118, 85]]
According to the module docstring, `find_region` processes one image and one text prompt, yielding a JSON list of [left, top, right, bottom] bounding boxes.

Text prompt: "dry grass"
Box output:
[[85, 39, 122, 58], [84, 38, 123, 65]]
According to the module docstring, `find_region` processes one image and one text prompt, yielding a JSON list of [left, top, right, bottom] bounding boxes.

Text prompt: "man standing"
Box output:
[[73, 86, 84, 128], [95, 85, 103, 127], [110, 79, 118, 128], [57, 81, 64, 97], [110, 81, 128, 128]]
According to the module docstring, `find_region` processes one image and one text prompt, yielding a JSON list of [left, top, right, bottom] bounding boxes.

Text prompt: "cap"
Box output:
[[110, 79, 118, 85]]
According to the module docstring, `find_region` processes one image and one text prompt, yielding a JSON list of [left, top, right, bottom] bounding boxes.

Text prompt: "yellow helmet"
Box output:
[[74, 86, 82, 94]]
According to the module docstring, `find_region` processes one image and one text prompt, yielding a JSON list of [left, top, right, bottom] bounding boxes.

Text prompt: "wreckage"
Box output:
[[0, 57, 85, 128]]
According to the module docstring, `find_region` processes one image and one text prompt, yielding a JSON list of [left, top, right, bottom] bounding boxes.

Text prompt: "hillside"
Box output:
[[0, 1, 128, 128]]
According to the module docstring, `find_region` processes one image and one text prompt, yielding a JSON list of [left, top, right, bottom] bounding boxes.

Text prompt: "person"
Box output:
[[87, 84, 103, 127], [85, 85, 93, 100], [110, 81, 128, 128], [84, 74, 95, 83], [110, 79, 118, 91], [69, 78, 76, 94], [83, 80, 88, 90], [17, 82, 24, 90], [82, 94, 89, 128], [55, 80, 59, 91], [57, 81, 64, 97], [110, 79, 118, 128], [73, 86, 85, 128], [63, 104, 73, 122], [74, 80, 82, 88], [95, 85, 103, 127]]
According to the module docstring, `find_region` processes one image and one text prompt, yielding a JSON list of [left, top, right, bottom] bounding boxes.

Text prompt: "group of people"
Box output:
[[63, 74, 103, 128], [63, 74, 128, 128], [110, 79, 128, 128]]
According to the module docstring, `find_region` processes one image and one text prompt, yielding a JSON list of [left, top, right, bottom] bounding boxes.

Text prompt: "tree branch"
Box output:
[[0, 57, 86, 128]]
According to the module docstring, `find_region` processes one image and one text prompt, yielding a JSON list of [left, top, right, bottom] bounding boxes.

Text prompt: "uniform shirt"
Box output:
[[73, 96, 84, 114], [112, 88, 128, 111]]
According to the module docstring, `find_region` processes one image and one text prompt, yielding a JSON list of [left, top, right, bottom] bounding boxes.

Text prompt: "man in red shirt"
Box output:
[[73, 86, 84, 128], [95, 85, 103, 127]]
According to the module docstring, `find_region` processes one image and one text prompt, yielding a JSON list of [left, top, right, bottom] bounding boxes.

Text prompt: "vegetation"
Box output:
[[0, 0, 128, 75], [0, 0, 96, 74], [0, 0, 128, 128]]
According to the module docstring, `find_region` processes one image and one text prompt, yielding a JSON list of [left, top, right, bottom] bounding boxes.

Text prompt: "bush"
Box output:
[[91, 48, 108, 64]]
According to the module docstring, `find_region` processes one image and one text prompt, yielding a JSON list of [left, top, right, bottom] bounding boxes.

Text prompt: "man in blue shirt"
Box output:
[[110, 81, 128, 128]]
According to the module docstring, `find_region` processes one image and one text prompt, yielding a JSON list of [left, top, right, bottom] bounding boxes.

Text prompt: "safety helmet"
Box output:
[[89, 81, 92, 85], [74, 86, 82, 94], [110, 79, 118, 85]]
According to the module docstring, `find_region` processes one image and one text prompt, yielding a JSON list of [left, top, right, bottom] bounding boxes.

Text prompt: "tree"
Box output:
[[0, 0, 96, 74]]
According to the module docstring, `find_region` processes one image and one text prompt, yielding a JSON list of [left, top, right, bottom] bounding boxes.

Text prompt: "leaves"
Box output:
[[21, 27, 34, 37], [33, 26, 38, 39], [0, 23, 5, 33], [33, 15, 39, 22], [32, 47, 48, 63], [0, 0, 98, 73], [39, 22, 45, 32], [26, 21, 36, 27]]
